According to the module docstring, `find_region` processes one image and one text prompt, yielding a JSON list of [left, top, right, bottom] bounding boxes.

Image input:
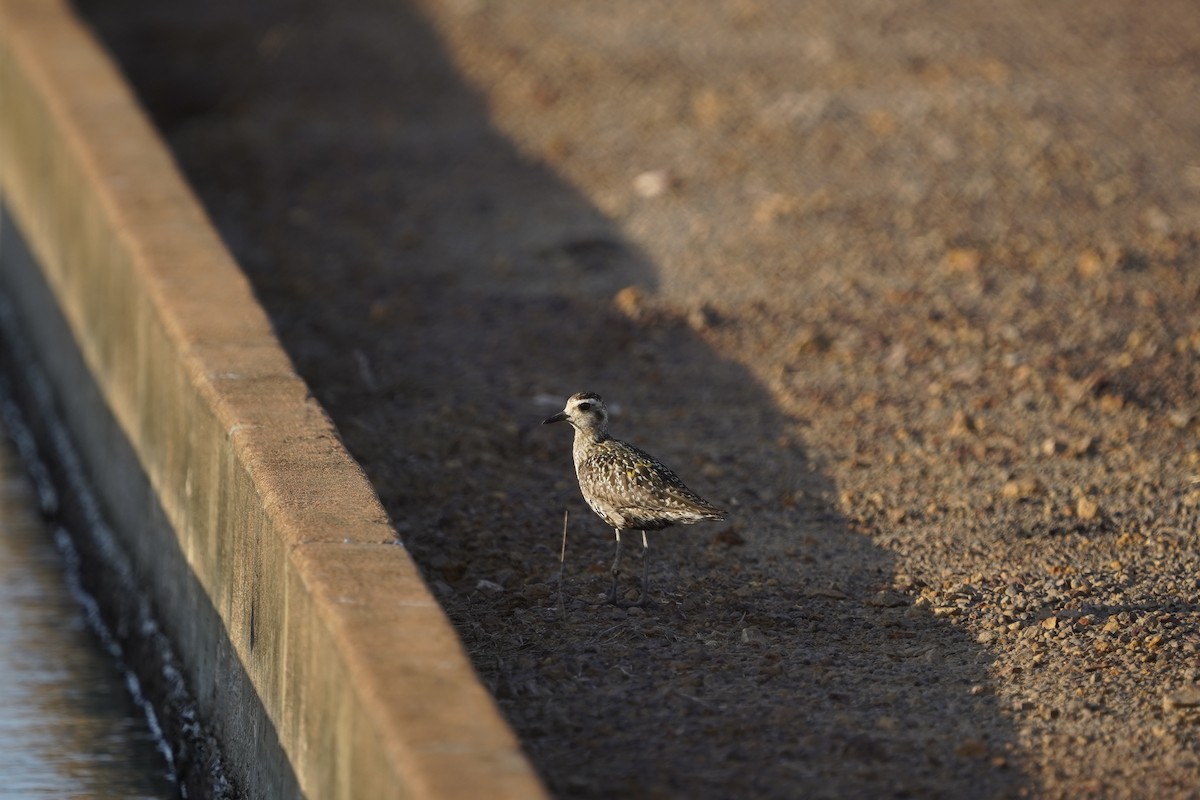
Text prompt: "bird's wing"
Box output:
[[580, 442, 717, 516]]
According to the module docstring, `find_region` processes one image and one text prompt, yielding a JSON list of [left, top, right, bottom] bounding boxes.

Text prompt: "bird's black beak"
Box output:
[[542, 411, 568, 425]]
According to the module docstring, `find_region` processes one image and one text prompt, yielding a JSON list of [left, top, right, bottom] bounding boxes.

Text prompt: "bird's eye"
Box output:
[[578, 402, 593, 412]]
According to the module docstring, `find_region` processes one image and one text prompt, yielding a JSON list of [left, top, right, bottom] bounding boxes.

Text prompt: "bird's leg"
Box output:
[[635, 530, 652, 607], [607, 529, 623, 604]]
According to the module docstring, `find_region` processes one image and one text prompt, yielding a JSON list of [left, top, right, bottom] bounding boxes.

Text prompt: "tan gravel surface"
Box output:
[[75, 0, 1200, 796]]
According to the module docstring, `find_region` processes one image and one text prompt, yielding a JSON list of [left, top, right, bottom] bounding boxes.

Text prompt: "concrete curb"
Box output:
[[0, 0, 545, 797]]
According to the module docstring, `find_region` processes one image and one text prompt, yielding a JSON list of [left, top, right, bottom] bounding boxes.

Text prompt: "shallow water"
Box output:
[[0, 419, 176, 799]]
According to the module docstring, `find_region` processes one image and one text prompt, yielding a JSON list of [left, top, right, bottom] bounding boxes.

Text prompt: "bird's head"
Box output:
[[542, 391, 610, 438]]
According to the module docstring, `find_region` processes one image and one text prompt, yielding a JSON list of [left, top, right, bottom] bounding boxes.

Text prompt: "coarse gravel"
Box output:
[[74, 0, 1200, 797]]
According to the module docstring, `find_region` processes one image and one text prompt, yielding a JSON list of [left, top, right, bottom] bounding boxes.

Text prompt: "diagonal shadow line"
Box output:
[[75, 0, 1030, 795]]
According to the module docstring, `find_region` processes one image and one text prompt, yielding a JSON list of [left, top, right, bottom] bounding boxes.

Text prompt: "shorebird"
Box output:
[[543, 392, 725, 605]]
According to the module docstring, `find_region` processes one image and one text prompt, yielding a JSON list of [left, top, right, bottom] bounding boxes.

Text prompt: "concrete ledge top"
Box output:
[[0, 0, 545, 796]]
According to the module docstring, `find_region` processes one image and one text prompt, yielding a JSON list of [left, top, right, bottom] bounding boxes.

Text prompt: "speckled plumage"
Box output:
[[544, 392, 725, 604]]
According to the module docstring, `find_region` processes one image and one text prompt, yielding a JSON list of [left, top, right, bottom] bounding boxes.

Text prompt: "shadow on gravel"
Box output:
[[75, 0, 1028, 795]]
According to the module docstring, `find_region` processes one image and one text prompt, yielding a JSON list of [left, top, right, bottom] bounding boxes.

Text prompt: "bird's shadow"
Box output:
[[76, 0, 1029, 796]]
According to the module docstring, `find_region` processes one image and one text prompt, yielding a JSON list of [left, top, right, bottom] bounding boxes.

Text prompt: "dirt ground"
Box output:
[[74, 0, 1200, 796]]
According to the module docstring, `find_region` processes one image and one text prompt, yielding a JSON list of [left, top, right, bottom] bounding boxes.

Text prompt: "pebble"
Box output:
[[1076, 496, 1100, 521], [1162, 687, 1200, 712], [866, 590, 909, 607], [956, 739, 988, 759], [633, 169, 674, 198], [1002, 476, 1041, 499], [809, 586, 850, 600]]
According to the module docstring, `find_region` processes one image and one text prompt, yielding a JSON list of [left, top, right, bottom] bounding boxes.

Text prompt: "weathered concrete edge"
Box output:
[[0, 1, 546, 798]]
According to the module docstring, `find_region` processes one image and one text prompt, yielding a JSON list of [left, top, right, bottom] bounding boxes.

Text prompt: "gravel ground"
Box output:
[[75, 0, 1200, 797]]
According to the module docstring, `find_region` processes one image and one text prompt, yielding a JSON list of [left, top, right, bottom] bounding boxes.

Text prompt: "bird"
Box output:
[[543, 391, 726, 606]]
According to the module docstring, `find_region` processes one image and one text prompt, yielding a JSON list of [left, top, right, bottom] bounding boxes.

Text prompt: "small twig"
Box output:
[[673, 688, 718, 708], [592, 622, 626, 642], [558, 509, 569, 618]]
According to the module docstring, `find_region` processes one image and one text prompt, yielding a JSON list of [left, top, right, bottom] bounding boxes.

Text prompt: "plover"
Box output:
[[543, 391, 726, 605]]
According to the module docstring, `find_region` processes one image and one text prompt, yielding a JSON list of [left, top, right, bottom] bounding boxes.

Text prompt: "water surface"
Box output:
[[0, 419, 176, 799]]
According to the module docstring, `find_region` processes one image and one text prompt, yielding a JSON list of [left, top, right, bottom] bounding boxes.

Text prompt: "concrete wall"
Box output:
[[0, 0, 545, 797]]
